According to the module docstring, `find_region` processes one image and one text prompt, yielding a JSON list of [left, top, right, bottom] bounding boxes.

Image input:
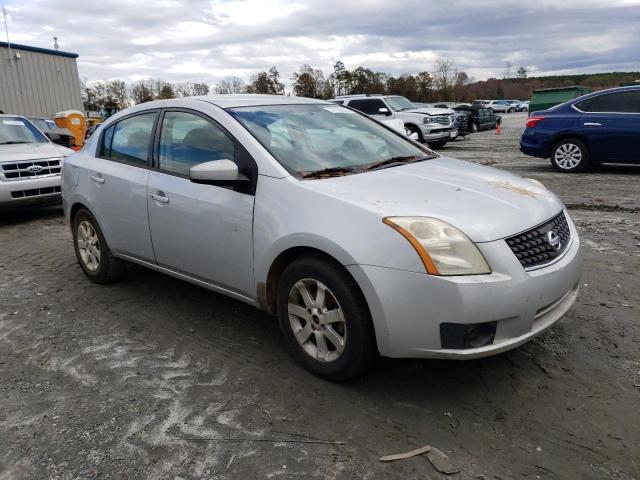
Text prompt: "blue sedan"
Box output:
[[520, 86, 640, 172]]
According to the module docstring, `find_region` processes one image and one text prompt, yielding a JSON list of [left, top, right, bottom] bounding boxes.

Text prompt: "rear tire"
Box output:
[[550, 138, 590, 173], [72, 208, 125, 283], [276, 255, 377, 381]]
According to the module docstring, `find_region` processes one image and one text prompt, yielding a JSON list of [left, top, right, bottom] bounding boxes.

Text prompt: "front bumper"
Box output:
[[347, 211, 582, 359], [0, 175, 62, 209], [419, 125, 456, 142]]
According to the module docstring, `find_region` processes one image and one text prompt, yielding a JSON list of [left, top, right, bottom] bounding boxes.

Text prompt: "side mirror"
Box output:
[[378, 107, 392, 116], [189, 159, 249, 186]]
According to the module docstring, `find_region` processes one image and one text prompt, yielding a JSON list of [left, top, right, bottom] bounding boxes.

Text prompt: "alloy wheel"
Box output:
[[77, 220, 101, 272], [554, 143, 583, 170], [288, 278, 347, 363]]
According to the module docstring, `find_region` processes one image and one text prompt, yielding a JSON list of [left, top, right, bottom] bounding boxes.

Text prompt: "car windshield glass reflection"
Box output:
[[229, 104, 435, 177], [0, 117, 48, 145]]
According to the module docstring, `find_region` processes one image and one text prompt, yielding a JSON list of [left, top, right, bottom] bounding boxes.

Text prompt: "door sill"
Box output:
[[116, 253, 258, 307]]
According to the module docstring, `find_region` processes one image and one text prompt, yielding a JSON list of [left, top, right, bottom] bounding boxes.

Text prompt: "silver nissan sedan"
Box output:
[[62, 95, 581, 380]]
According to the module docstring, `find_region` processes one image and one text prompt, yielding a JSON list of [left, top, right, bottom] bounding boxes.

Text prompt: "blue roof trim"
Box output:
[[0, 41, 79, 58]]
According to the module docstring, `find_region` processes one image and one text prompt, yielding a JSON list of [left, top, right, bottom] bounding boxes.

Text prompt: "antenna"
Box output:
[[53, 36, 59, 50], [2, 6, 12, 63]]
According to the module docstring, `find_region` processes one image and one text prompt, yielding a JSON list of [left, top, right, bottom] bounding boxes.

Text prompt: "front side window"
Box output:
[[0, 117, 48, 144], [577, 91, 640, 113], [104, 112, 157, 166], [158, 111, 235, 176], [229, 104, 435, 177]]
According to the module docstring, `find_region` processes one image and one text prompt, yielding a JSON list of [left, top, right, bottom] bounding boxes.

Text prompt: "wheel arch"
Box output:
[[403, 122, 423, 141], [547, 133, 591, 159]]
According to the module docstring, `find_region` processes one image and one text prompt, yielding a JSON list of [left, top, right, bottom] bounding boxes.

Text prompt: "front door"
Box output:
[[86, 111, 158, 261], [147, 110, 255, 296]]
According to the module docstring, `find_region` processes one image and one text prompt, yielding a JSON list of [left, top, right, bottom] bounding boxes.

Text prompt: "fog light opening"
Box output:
[[440, 321, 497, 349]]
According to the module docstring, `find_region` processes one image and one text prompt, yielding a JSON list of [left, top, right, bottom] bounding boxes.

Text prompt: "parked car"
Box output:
[[472, 100, 491, 108], [453, 105, 501, 132], [0, 115, 73, 209], [28, 117, 76, 148], [520, 86, 640, 172], [330, 94, 457, 148], [516, 101, 530, 112], [414, 102, 470, 137], [484, 100, 513, 113], [62, 95, 581, 380], [506, 100, 521, 113]]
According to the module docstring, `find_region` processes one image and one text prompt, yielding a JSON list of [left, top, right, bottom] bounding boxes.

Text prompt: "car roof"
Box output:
[[195, 94, 328, 108]]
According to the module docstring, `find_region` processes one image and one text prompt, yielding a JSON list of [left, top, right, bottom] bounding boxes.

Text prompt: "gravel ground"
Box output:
[[1, 112, 639, 479]]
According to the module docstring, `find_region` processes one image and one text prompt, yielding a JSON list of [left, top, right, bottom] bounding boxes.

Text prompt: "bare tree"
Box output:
[[215, 76, 246, 94], [433, 57, 456, 91], [502, 61, 513, 79]]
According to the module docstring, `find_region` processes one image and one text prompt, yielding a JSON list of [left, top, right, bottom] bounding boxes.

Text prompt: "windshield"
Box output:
[[229, 104, 435, 177], [29, 118, 57, 131], [0, 117, 48, 144], [385, 96, 417, 112]]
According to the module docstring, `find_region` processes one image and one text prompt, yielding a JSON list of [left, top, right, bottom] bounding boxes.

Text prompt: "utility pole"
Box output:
[[2, 6, 12, 64]]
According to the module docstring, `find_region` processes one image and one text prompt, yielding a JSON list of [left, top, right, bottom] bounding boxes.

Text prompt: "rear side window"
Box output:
[[576, 91, 640, 113], [158, 111, 235, 176], [101, 112, 157, 166], [347, 99, 387, 115]]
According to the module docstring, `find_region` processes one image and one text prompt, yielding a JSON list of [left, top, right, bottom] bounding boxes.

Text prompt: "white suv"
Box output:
[[330, 95, 457, 148], [0, 115, 73, 210]]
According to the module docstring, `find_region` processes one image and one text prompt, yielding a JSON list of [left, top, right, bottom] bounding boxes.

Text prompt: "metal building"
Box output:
[[0, 41, 83, 117]]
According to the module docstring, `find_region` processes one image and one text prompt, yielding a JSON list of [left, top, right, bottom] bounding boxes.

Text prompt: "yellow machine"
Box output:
[[54, 110, 86, 149]]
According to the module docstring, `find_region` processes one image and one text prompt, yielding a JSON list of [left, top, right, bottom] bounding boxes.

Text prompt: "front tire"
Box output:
[[550, 138, 590, 173], [277, 255, 376, 381], [73, 208, 125, 283], [470, 121, 479, 133], [405, 124, 423, 142], [427, 140, 448, 149], [508, 107, 516, 113]]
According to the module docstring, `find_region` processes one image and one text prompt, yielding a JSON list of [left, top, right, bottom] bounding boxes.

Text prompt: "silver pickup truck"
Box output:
[[330, 94, 457, 148]]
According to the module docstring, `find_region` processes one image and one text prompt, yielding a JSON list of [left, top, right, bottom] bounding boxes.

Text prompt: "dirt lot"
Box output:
[[1, 112, 639, 479]]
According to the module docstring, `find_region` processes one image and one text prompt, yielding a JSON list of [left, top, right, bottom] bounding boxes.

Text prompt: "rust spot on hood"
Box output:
[[488, 180, 542, 198]]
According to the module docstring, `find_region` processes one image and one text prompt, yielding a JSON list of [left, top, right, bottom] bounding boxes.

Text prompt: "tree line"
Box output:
[[81, 59, 639, 114]]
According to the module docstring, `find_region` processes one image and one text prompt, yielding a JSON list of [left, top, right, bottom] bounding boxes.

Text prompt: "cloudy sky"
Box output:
[[3, 0, 640, 88]]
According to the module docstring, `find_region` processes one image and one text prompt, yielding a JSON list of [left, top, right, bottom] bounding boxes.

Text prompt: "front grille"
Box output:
[[1, 158, 62, 181], [432, 114, 453, 125], [506, 211, 571, 269], [10, 185, 61, 198]]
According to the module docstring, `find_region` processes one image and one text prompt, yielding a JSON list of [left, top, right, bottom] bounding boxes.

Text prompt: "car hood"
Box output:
[[407, 107, 454, 115], [0, 142, 73, 162], [302, 157, 564, 242]]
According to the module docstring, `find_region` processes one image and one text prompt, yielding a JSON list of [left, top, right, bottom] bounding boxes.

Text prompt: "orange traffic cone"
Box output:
[[496, 123, 502, 135]]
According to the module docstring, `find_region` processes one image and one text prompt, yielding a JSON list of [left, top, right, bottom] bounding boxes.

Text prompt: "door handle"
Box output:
[[90, 174, 105, 184], [150, 192, 169, 204], [583, 122, 601, 126]]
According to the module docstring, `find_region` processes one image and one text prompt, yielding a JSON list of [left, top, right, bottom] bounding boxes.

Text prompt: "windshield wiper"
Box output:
[[0, 141, 31, 145], [300, 166, 355, 179], [362, 155, 430, 172]]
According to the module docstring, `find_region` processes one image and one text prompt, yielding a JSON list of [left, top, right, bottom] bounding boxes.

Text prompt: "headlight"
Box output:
[[525, 178, 545, 189], [422, 116, 433, 124], [383, 217, 491, 275]]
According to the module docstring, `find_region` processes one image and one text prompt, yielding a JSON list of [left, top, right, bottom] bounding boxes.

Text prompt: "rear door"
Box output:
[[578, 90, 640, 163], [86, 111, 158, 261], [146, 109, 256, 297]]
